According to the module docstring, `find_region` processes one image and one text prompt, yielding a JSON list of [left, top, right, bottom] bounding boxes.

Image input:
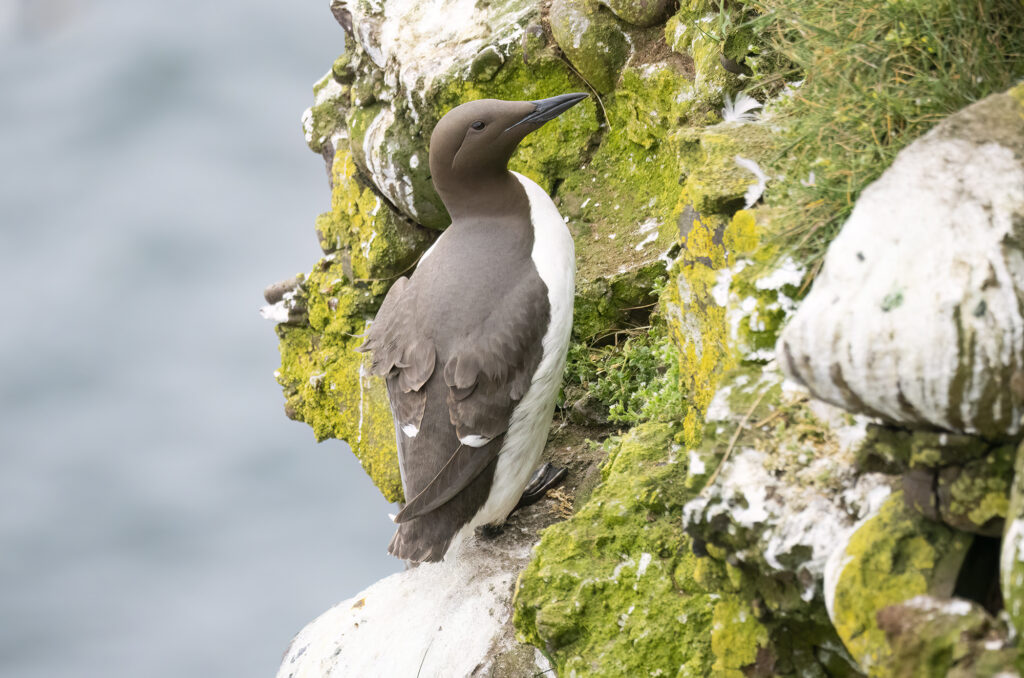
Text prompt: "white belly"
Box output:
[[457, 172, 576, 539]]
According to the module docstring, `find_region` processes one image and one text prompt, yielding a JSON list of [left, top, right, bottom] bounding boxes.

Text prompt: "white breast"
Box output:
[[455, 172, 576, 541]]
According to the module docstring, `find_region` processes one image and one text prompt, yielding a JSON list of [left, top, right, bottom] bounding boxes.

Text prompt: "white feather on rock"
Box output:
[[721, 91, 762, 123]]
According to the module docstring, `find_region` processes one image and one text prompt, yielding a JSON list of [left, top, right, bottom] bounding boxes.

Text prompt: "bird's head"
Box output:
[[428, 93, 588, 207]]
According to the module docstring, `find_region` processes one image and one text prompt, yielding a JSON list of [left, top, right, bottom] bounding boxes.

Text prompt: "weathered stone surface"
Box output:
[[824, 492, 973, 674], [684, 366, 894, 600], [597, 0, 670, 27], [548, 0, 630, 93], [876, 595, 1017, 678], [778, 85, 1024, 440], [278, 511, 550, 677]]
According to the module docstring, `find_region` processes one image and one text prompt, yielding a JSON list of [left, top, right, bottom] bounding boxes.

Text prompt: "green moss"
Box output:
[[513, 424, 720, 676], [559, 64, 689, 282], [316, 148, 433, 293], [830, 492, 972, 674], [678, 124, 775, 215], [710, 597, 770, 676], [305, 73, 348, 154], [274, 259, 403, 501]]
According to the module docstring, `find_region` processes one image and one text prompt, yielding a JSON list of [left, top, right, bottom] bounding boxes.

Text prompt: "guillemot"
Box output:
[[357, 93, 587, 562]]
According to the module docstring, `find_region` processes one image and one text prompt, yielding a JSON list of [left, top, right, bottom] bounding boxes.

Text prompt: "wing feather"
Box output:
[[359, 269, 551, 533]]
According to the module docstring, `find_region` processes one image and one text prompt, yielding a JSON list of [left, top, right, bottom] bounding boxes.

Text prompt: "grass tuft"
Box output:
[[741, 0, 1024, 263]]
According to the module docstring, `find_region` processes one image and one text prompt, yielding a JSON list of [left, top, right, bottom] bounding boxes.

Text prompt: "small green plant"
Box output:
[[562, 322, 687, 425]]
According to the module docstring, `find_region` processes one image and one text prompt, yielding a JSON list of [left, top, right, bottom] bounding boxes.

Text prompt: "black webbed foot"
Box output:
[[476, 523, 504, 539], [513, 462, 568, 512]]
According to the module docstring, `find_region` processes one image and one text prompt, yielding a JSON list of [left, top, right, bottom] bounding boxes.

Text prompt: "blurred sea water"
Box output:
[[0, 1, 402, 676]]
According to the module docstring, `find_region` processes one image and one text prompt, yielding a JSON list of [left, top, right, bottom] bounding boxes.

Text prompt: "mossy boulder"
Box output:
[[875, 596, 1017, 678], [825, 492, 972, 675], [548, 0, 631, 93], [856, 426, 1013, 536], [597, 0, 670, 27]]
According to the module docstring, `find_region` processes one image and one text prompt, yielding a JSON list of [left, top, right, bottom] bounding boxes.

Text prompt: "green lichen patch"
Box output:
[[663, 207, 760, 444], [659, 119, 776, 445], [830, 492, 972, 674], [513, 423, 721, 676], [316, 148, 433, 296], [272, 254, 403, 502], [937, 443, 1014, 536]]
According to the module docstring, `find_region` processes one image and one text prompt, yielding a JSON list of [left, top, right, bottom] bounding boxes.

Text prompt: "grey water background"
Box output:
[[0, 1, 403, 676]]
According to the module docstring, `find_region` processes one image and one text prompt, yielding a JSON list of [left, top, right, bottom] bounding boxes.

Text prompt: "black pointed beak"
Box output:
[[505, 92, 589, 132]]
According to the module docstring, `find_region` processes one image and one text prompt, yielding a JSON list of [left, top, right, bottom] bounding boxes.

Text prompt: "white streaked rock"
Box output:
[[277, 523, 541, 678], [777, 88, 1024, 439]]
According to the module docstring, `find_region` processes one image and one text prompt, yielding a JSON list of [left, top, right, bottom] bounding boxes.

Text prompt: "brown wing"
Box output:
[[358, 274, 551, 527]]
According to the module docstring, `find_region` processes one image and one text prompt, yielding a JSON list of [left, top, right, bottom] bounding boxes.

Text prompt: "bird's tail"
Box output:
[[388, 521, 452, 563]]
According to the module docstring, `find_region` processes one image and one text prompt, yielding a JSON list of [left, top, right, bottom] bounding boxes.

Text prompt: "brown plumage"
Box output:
[[358, 94, 587, 562]]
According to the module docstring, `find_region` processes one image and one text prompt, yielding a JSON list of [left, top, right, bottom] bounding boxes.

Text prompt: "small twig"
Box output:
[[554, 54, 611, 130], [617, 300, 659, 312], [701, 389, 769, 494]]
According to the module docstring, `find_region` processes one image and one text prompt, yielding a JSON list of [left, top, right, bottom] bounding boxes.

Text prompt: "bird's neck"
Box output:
[[435, 170, 527, 224]]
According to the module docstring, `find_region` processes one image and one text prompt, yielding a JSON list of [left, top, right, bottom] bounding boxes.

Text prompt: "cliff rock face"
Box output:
[[265, 0, 1024, 675]]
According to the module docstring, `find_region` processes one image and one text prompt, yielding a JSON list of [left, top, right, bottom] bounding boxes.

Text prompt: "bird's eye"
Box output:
[[471, 121, 485, 130]]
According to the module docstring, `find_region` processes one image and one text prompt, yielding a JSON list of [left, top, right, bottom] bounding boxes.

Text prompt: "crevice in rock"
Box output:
[[953, 535, 1004, 615]]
